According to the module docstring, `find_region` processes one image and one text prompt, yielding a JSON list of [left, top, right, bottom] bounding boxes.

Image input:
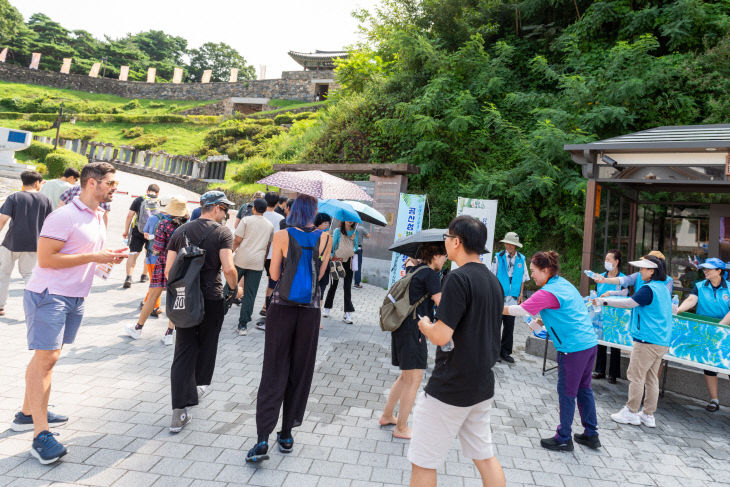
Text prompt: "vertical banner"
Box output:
[[454, 197, 498, 267], [258, 64, 267, 80], [0, 48, 7, 63], [88, 62, 101, 77], [388, 193, 427, 288], [172, 67, 183, 83], [146, 67, 156, 83], [201, 70, 212, 83], [60, 58, 72, 74], [118, 65, 129, 81], [229, 68, 238, 82], [29, 52, 41, 69]]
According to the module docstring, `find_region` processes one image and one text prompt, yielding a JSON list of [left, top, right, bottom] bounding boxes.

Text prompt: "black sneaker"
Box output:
[[259, 308, 267, 317], [245, 441, 269, 463], [277, 432, 293, 453], [540, 437, 574, 452], [140, 273, 148, 283], [11, 411, 68, 432], [574, 433, 601, 449], [501, 355, 515, 364], [31, 431, 67, 464], [123, 276, 132, 289]]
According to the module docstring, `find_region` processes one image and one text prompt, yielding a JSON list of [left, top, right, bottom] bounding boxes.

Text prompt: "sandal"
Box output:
[[0, 307, 5, 316], [705, 400, 720, 412], [150, 307, 162, 318]]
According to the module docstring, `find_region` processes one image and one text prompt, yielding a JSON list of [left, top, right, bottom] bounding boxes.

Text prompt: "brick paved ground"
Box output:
[[0, 173, 728, 486]]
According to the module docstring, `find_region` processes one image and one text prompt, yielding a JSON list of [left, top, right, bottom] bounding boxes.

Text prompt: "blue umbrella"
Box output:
[[317, 199, 362, 223]]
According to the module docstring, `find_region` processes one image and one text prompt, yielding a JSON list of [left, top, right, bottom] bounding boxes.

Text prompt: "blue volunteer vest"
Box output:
[[695, 279, 730, 319], [596, 271, 626, 296], [496, 251, 525, 298], [540, 276, 598, 353], [629, 280, 673, 347]]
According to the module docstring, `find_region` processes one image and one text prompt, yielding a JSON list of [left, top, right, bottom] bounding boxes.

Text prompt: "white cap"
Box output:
[[629, 259, 658, 269]]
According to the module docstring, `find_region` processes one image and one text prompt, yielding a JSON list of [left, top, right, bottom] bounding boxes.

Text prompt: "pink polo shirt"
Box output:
[[27, 197, 106, 298]]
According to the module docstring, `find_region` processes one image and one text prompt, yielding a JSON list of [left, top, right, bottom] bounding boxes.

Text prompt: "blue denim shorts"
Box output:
[[23, 289, 85, 350]]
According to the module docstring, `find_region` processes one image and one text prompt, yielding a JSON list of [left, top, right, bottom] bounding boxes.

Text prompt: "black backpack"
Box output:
[[166, 223, 219, 328]]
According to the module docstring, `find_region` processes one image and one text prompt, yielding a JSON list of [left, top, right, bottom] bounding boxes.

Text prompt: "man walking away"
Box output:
[[165, 191, 242, 433], [258, 192, 284, 317], [411, 216, 505, 487], [13, 162, 128, 464], [40, 168, 79, 209], [275, 196, 288, 217], [228, 198, 273, 336], [122, 184, 160, 288], [0, 171, 53, 316], [491, 231, 529, 363]]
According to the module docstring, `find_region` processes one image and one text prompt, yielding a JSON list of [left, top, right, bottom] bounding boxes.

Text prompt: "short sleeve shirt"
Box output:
[[263, 211, 284, 259], [39, 179, 72, 209], [425, 262, 503, 407], [60, 185, 111, 211], [233, 215, 274, 271], [167, 218, 234, 300], [0, 191, 53, 252]]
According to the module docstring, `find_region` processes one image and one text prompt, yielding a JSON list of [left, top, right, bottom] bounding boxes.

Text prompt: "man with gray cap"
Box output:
[[165, 191, 243, 432], [491, 232, 529, 363], [228, 198, 274, 336]]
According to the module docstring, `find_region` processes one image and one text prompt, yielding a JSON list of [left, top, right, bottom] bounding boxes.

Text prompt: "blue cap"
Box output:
[[200, 191, 234, 207], [699, 257, 726, 270]]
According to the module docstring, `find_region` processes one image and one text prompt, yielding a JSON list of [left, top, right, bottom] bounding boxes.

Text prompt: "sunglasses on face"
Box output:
[[94, 178, 118, 188], [443, 233, 458, 241]]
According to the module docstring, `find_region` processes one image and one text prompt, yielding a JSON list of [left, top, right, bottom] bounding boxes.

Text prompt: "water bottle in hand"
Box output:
[[441, 340, 455, 352], [584, 270, 595, 279], [672, 294, 679, 315], [590, 290, 601, 313]]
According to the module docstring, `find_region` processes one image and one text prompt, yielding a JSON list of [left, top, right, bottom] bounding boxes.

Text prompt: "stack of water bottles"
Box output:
[[584, 270, 603, 339]]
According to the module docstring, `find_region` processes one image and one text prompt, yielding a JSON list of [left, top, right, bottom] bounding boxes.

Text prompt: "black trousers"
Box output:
[[170, 299, 225, 409], [324, 259, 355, 312], [594, 344, 621, 378], [500, 314, 515, 357], [256, 302, 320, 440]]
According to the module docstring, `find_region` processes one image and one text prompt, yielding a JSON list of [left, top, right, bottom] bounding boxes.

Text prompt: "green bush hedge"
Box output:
[[25, 141, 55, 161], [274, 113, 294, 125], [18, 121, 53, 132], [44, 150, 87, 178], [122, 126, 145, 138], [58, 127, 99, 141], [128, 134, 168, 150], [231, 157, 273, 183], [293, 111, 314, 121], [0, 112, 221, 125], [34, 162, 48, 176]]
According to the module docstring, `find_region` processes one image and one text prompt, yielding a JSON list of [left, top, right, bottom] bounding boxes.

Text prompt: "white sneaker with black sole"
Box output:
[[343, 312, 353, 324]]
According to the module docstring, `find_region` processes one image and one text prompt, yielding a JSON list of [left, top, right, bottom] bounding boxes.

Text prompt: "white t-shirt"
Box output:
[[263, 210, 284, 259], [233, 215, 274, 271]]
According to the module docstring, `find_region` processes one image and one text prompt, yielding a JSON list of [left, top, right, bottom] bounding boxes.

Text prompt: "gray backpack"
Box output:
[[136, 196, 160, 233], [165, 223, 219, 328], [379, 266, 430, 332]]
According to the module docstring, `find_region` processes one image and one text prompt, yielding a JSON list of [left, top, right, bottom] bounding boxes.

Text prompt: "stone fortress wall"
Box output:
[[0, 63, 335, 101]]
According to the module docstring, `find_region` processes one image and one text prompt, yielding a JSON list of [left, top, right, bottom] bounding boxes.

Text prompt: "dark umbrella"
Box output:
[[388, 228, 448, 258]]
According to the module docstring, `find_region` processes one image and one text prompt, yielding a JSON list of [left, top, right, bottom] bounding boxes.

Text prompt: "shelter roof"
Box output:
[[565, 124, 730, 152], [288, 50, 348, 70]]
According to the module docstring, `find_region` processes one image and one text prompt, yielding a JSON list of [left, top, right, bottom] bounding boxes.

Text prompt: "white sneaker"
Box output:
[[322, 308, 330, 318], [125, 322, 142, 340], [197, 385, 209, 399], [162, 331, 174, 346], [611, 406, 641, 425], [343, 312, 353, 324], [638, 410, 656, 428], [256, 321, 266, 331]]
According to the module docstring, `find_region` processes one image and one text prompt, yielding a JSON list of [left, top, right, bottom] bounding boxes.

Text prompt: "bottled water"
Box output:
[[441, 340, 455, 352], [584, 269, 595, 279], [672, 294, 679, 315], [590, 290, 601, 313]]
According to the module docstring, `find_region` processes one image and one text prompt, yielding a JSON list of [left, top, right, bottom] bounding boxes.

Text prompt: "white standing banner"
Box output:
[[201, 70, 212, 83], [88, 62, 100, 77], [146, 67, 156, 83], [229, 68, 238, 82], [118, 65, 129, 81], [453, 197, 498, 268], [0, 48, 7, 63], [172, 67, 183, 83], [60, 58, 72, 74], [388, 193, 427, 288], [29, 52, 41, 69]]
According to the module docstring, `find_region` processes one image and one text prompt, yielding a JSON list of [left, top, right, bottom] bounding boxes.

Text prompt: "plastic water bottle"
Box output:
[[584, 269, 595, 279], [441, 340, 455, 352], [590, 290, 601, 313], [593, 304, 604, 339], [672, 294, 679, 315]]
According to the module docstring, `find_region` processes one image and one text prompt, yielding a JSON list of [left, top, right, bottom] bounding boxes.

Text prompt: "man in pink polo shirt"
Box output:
[[11, 162, 128, 465]]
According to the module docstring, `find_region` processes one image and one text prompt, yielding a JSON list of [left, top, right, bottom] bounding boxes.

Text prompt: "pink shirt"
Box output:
[[521, 289, 560, 316], [27, 197, 106, 298]]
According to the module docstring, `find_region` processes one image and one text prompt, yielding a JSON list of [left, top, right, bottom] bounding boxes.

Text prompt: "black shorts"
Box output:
[[704, 370, 718, 377], [391, 320, 427, 370], [128, 228, 148, 253], [264, 258, 276, 289]]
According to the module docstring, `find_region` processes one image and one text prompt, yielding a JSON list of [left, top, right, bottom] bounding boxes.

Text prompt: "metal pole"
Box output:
[[53, 105, 64, 151]]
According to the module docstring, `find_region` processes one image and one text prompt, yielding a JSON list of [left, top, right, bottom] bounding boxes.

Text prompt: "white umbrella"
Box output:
[[342, 200, 387, 226], [257, 170, 373, 201]]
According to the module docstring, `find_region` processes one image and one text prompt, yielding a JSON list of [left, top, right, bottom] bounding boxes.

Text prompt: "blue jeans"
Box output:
[[354, 248, 363, 285], [556, 346, 598, 442]]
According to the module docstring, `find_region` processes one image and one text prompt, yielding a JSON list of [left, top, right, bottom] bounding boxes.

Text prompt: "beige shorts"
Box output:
[[407, 392, 495, 469]]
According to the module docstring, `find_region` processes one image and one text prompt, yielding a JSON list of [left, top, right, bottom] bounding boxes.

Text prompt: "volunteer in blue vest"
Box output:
[[592, 250, 673, 295], [592, 249, 627, 384], [676, 257, 730, 412], [594, 255, 672, 428], [503, 251, 600, 452], [491, 232, 529, 363]]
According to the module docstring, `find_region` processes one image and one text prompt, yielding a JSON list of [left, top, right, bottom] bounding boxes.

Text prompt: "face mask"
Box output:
[[604, 261, 614, 272], [147, 193, 157, 199]]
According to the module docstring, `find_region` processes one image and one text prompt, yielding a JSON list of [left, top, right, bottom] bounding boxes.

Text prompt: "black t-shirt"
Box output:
[[167, 218, 234, 300], [129, 196, 144, 215], [425, 262, 503, 407], [393, 264, 441, 338], [0, 191, 52, 252]]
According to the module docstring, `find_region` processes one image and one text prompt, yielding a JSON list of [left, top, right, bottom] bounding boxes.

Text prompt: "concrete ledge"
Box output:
[[525, 335, 730, 404]]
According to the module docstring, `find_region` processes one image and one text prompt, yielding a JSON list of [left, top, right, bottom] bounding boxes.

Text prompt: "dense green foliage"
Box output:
[[1, 1, 255, 82], [24, 141, 86, 178], [290, 0, 730, 280]]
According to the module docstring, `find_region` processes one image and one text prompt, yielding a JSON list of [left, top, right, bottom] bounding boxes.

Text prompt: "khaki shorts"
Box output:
[[407, 392, 495, 469]]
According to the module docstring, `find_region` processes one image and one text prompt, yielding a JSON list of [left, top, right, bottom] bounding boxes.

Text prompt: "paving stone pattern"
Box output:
[[0, 175, 728, 486]]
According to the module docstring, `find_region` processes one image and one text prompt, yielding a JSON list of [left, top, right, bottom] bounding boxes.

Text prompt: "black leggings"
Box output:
[[324, 259, 355, 312]]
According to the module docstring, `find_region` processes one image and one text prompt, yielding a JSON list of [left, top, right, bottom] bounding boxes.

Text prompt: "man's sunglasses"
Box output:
[[94, 178, 118, 188]]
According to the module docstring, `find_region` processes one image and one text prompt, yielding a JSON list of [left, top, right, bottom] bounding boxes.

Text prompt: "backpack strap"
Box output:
[[196, 222, 220, 247], [407, 265, 433, 319]]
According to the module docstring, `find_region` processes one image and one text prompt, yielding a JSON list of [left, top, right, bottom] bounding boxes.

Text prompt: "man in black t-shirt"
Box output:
[[409, 216, 505, 487], [122, 184, 159, 288], [164, 191, 242, 433]]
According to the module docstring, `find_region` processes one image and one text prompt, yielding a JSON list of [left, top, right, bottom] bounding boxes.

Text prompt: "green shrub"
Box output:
[[0, 112, 25, 119], [26, 141, 54, 161], [58, 127, 98, 141], [231, 157, 273, 183], [122, 126, 145, 138], [226, 140, 259, 160], [128, 134, 168, 151], [293, 111, 314, 121], [253, 125, 285, 142], [19, 121, 52, 132], [34, 162, 48, 176], [28, 113, 58, 122], [250, 118, 274, 126], [122, 99, 141, 110], [44, 150, 87, 178], [274, 113, 294, 125], [149, 102, 165, 108]]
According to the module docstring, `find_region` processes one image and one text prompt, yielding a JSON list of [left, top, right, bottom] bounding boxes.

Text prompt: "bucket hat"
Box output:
[[500, 231, 523, 248]]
